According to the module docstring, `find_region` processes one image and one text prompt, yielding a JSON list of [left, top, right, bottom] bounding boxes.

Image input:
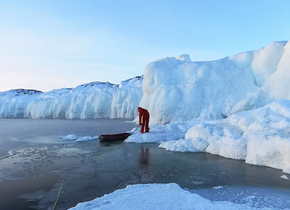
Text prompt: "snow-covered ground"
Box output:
[[70, 183, 290, 210]]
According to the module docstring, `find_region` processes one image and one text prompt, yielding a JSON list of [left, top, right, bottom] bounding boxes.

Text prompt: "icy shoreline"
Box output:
[[126, 100, 290, 174], [1, 40, 290, 174]]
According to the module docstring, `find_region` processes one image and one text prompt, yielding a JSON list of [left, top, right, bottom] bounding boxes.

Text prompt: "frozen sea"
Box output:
[[0, 119, 290, 210]]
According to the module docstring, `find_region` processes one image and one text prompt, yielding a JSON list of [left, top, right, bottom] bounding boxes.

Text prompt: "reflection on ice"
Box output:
[[58, 148, 91, 155]]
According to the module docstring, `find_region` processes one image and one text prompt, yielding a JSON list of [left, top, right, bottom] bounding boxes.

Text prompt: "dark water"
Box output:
[[0, 119, 290, 210]]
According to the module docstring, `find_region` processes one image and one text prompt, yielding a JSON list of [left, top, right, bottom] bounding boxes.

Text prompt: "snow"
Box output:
[[213, 186, 224, 189], [61, 134, 99, 142], [280, 175, 289, 180], [264, 41, 290, 99], [0, 78, 142, 119], [0, 89, 42, 118], [69, 183, 281, 210], [76, 136, 99, 142], [140, 41, 288, 124], [62, 134, 79, 140]]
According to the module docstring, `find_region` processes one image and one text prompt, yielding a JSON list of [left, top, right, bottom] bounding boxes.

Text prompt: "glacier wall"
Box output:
[[140, 41, 289, 124], [0, 77, 142, 119], [0, 89, 42, 118]]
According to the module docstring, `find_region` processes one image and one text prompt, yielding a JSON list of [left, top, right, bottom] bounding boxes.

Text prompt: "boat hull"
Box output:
[[99, 132, 131, 142]]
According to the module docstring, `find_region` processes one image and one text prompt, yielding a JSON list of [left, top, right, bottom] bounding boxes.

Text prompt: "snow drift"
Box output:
[[70, 183, 282, 210]]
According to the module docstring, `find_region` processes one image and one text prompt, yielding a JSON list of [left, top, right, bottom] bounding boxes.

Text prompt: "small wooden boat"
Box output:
[[99, 132, 131, 142]]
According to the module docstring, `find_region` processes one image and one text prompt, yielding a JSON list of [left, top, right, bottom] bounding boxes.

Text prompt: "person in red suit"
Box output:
[[138, 107, 150, 133]]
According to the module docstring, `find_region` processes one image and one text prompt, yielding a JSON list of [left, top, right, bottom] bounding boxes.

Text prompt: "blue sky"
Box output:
[[0, 0, 289, 92]]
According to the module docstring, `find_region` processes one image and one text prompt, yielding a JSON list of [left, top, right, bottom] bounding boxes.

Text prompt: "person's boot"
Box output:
[[140, 125, 145, 133]]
